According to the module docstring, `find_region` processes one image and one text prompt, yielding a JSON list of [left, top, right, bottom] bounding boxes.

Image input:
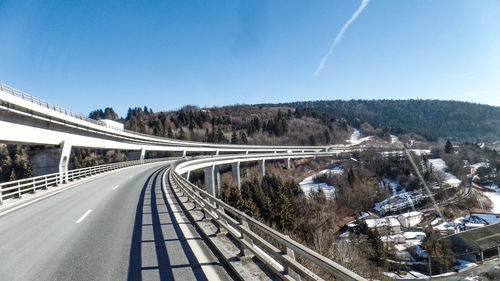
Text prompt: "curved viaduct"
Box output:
[[0, 83, 367, 281]]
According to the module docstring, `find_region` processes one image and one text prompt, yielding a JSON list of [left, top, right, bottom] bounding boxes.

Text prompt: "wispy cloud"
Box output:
[[314, 0, 371, 77]]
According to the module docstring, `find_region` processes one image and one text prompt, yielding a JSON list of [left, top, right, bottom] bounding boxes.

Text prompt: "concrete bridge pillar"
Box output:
[[258, 159, 266, 178], [140, 148, 146, 163], [31, 141, 72, 184], [204, 165, 216, 205], [127, 148, 146, 162], [214, 165, 221, 195], [174, 150, 187, 157], [186, 170, 191, 180], [231, 161, 241, 191]]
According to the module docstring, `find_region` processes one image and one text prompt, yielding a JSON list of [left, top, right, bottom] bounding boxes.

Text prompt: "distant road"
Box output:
[[0, 162, 234, 281]]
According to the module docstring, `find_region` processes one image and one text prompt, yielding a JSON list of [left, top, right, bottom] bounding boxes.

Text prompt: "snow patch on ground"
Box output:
[[391, 134, 398, 143], [428, 158, 462, 187], [374, 179, 425, 214], [483, 184, 500, 213], [299, 167, 342, 197], [346, 129, 372, 145], [454, 259, 477, 271], [380, 177, 400, 195], [383, 270, 428, 279], [410, 149, 431, 156]]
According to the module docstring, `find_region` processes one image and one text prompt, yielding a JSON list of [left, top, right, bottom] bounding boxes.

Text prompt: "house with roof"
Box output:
[[462, 212, 500, 231], [365, 217, 402, 235], [397, 211, 423, 228], [442, 223, 500, 263]]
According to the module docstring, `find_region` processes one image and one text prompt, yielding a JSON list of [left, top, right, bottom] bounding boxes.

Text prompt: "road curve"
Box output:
[[0, 162, 235, 281]]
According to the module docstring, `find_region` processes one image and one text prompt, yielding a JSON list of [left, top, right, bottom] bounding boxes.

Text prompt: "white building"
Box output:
[[365, 217, 402, 235], [398, 211, 423, 228]]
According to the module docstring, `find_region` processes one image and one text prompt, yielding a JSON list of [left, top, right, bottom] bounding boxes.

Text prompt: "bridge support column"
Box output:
[[231, 162, 241, 191], [127, 148, 146, 162], [204, 166, 216, 205], [214, 165, 221, 195], [185, 170, 191, 180], [286, 158, 291, 169], [174, 150, 187, 157], [140, 148, 146, 163], [258, 160, 265, 178], [31, 141, 72, 184]]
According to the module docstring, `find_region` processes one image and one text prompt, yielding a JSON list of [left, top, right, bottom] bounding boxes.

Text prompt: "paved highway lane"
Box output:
[[0, 162, 234, 281]]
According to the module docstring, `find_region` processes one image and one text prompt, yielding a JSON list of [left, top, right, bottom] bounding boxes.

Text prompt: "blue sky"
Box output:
[[0, 0, 499, 117]]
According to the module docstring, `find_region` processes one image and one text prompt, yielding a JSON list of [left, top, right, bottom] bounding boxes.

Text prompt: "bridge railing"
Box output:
[[0, 83, 105, 127], [168, 165, 367, 281], [0, 157, 173, 205]]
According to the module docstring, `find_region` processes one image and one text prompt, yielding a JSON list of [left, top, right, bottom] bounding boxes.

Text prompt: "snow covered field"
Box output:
[[299, 167, 342, 197], [346, 129, 372, 145], [428, 158, 462, 187], [390, 134, 398, 144], [483, 184, 500, 213]]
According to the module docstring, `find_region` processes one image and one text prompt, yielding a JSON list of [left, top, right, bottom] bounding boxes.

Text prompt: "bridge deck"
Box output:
[[0, 162, 234, 281]]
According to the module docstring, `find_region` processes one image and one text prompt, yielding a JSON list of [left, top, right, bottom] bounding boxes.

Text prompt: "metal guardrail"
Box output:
[[168, 163, 367, 281], [0, 83, 106, 127], [0, 157, 173, 205]]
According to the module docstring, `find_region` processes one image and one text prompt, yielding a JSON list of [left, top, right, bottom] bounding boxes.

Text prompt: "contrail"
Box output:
[[314, 0, 371, 77]]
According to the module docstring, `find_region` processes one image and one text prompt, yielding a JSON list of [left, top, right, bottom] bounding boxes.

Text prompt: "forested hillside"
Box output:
[[266, 100, 500, 142], [91, 105, 352, 146]]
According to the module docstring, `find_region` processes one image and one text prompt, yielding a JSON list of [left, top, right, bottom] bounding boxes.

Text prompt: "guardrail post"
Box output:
[[32, 178, 36, 193], [216, 203, 227, 235], [44, 176, 48, 189], [17, 182, 22, 198], [238, 217, 254, 259], [282, 236, 301, 280]]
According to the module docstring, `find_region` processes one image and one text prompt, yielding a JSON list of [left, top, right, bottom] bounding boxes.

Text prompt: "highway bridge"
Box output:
[[0, 83, 367, 280]]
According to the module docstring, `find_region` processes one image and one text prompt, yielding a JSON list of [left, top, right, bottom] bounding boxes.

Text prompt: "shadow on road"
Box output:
[[127, 167, 212, 281]]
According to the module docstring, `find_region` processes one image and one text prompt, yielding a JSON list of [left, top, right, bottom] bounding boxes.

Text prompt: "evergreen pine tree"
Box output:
[[231, 129, 238, 144], [445, 139, 453, 154], [239, 132, 248, 144]]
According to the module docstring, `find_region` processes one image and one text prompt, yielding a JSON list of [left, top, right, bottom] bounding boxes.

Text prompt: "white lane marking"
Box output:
[[129, 175, 134, 178], [112, 184, 120, 190], [76, 209, 92, 224]]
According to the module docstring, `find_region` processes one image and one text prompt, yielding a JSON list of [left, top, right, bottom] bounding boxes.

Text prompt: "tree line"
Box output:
[[268, 99, 500, 142]]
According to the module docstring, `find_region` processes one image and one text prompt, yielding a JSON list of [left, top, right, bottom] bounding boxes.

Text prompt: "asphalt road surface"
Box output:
[[0, 162, 234, 281]]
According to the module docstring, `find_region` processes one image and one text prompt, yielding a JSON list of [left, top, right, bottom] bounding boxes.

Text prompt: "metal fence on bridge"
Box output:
[[0, 157, 173, 205]]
